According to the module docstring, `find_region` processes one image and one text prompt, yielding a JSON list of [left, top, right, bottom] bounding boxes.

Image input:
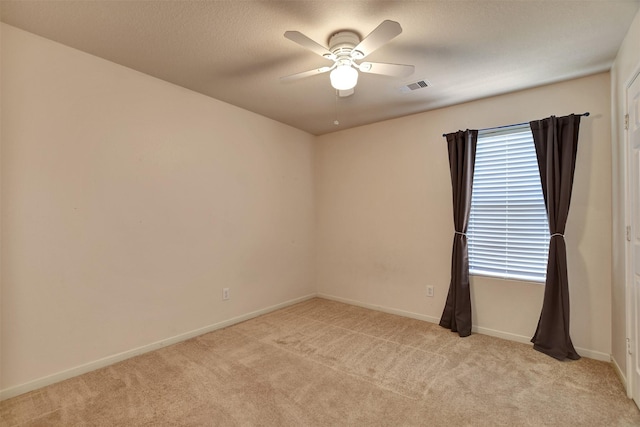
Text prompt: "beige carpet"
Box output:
[[2, 298, 639, 426]]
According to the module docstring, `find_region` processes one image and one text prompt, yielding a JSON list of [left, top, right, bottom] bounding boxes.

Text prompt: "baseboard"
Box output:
[[612, 355, 628, 392], [475, 326, 611, 362], [472, 325, 533, 345], [0, 293, 316, 401], [318, 293, 612, 362], [3, 292, 613, 401], [573, 347, 611, 362], [317, 293, 441, 324]]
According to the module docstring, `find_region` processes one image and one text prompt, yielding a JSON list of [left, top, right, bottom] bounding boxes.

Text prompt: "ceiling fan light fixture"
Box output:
[[330, 64, 358, 90]]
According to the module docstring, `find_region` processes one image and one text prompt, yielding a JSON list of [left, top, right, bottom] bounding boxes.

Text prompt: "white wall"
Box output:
[[611, 8, 640, 382], [316, 73, 612, 359], [0, 24, 315, 395]]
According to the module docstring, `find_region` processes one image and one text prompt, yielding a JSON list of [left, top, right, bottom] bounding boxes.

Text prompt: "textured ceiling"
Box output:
[[1, 0, 639, 135]]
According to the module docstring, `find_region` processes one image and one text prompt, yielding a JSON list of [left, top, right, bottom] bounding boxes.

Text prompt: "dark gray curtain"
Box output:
[[529, 114, 581, 361], [439, 130, 478, 337]]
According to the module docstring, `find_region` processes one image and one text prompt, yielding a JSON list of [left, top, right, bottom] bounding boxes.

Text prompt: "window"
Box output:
[[468, 124, 549, 282]]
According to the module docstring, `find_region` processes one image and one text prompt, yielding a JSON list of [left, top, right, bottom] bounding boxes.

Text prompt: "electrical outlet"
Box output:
[[222, 288, 230, 301], [426, 286, 434, 297]]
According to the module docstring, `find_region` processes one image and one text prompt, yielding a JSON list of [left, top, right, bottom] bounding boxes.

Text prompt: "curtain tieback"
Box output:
[[455, 231, 467, 236], [550, 233, 564, 238]]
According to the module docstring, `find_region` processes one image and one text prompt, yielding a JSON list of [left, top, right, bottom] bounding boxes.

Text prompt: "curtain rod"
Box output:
[[441, 112, 590, 137]]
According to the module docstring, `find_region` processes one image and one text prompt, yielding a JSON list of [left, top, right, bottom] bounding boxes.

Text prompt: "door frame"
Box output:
[[625, 63, 640, 402]]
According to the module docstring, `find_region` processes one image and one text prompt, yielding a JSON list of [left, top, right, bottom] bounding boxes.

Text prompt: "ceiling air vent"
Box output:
[[399, 79, 431, 93]]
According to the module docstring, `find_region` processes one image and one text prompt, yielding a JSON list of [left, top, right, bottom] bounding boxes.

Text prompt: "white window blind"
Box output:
[[468, 124, 549, 283]]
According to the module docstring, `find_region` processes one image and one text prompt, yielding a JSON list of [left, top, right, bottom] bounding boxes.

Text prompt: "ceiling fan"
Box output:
[[280, 20, 415, 97]]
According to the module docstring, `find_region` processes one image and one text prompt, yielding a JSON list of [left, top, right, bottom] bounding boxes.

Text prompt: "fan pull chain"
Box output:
[[334, 90, 340, 126]]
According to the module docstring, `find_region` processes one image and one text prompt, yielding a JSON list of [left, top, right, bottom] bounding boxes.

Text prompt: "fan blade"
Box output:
[[284, 31, 336, 60], [359, 62, 414, 77], [280, 66, 333, 82], [352, 20, 402, 59]]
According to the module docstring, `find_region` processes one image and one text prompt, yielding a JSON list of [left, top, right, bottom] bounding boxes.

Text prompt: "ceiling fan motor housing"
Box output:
[[327, 31, 364, 60]]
